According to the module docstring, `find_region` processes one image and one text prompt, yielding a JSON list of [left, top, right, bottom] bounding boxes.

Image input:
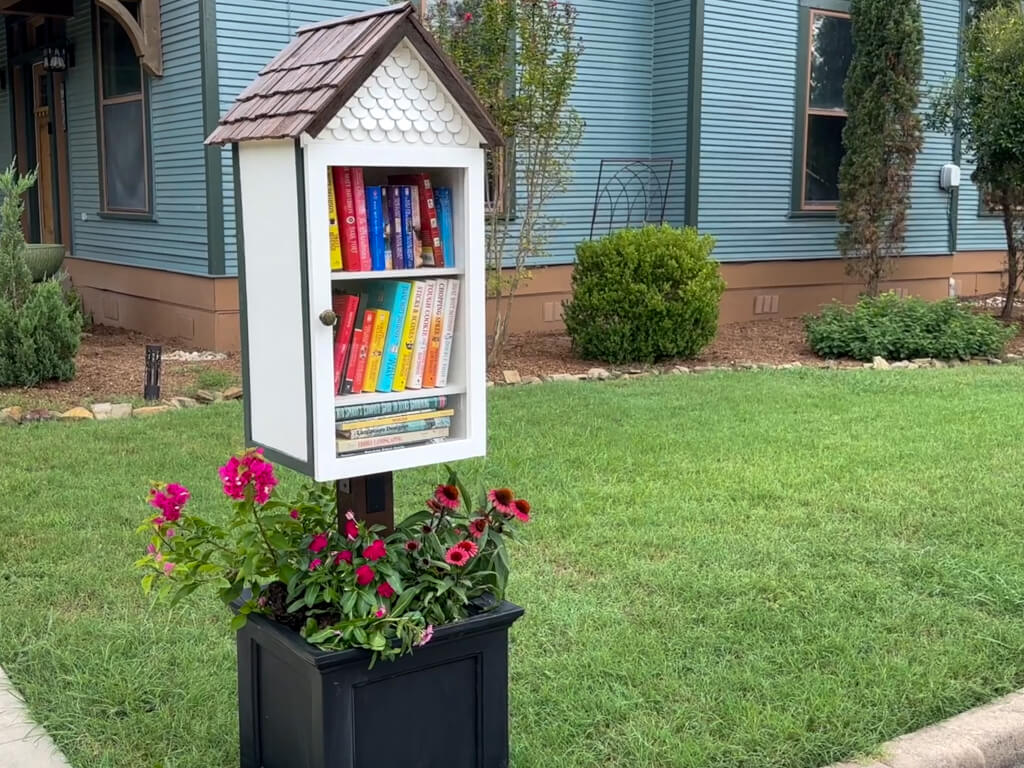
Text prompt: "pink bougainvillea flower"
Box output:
[[444, 546, 470, 567], [355, 565, 375, 586], [455, 540, 478, 558], [511, 499, 531, 523], [163, 561, 176, 575], [418, 625, 434, 647], [468, 517, 488, 539], [165, 528, 176, 539], [404, 540, 421, 553], [218, 456, 246, 500], [309, 533, 329, 553], [375, 607, 387, 618], [290, 509, 300, 520], [218, 450, 278, 504], [488, 488, 516, 517], [146, 543, 157, 555], [309, 558, 323, 571], [334, 550, 353, 565], [344, 519, 359, 541], [434, 484, 461, 510], [152, 515, 166, 527], [362, 540, 387, 562], [377, 582, 395, 598], [155, 552, 164, 564], [149, 483, 189, 524]]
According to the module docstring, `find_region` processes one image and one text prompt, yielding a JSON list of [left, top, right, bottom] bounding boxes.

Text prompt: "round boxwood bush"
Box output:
[[562, 225, 723, 364]]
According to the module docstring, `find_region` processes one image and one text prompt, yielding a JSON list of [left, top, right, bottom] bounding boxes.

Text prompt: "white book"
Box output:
[[408, 279, 436, 390], [336, 427, 450, 454], [435, 279, 461, 387]]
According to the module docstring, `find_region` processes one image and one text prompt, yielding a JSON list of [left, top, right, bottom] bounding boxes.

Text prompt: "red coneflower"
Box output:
[[468, 517, 488, 539], [456, 540, 478, 558], [488, 488, 516, 517], [434, 484, 461, 510], [511, 499, 531, 523], [444, 545, 470, 566]]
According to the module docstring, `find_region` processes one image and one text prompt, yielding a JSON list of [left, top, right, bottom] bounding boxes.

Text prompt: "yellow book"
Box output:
[[337, 408, 456, 432], [361, 309, 390, 392], [327, 170, 343, 271], [392, 281, 425, 392]]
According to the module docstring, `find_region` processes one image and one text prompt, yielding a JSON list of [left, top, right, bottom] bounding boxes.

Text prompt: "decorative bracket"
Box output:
[[95, 0, 162, 77]]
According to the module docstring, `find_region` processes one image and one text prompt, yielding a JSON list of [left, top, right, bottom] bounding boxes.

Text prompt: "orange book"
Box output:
[[349, 311, 375, 395], [362, 309, 390, 392], [421, 279, 447, 388]]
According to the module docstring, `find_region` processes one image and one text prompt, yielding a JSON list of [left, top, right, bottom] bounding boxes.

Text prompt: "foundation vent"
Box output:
[[542, 301, 564, 323], [754, 295, 780, 315]]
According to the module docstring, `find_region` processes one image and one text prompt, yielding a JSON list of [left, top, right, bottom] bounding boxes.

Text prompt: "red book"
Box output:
[[349, 310, 375, 395], [331, 294, 360, 394], [351, 168, 372, 271], [341, 327, 364, 395], [332, 167, 361, 271], [388, 174, 443, 266]]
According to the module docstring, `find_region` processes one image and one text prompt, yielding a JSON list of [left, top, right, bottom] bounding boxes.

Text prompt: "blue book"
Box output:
[[365, 186, 387, 271], [435, 188, 455, 268], [399, 186, 415, 269], [386, 186, 403, 270], [370, 280, 412, 392]]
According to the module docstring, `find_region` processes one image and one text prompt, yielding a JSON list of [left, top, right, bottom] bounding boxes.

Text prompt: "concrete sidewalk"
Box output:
[[0, 666, 71, 768]]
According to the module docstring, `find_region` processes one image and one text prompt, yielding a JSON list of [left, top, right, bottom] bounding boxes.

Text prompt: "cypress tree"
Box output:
[[837, 0, 924, 296]]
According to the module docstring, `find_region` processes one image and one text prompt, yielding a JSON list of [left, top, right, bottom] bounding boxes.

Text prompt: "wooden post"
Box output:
[[336, 472, 394, 533]]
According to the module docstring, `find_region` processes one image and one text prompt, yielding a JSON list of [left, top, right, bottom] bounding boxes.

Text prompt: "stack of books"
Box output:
[[328, 167, 456, 271], [331, 278, 460, 397], [335, 395, 453, 454]]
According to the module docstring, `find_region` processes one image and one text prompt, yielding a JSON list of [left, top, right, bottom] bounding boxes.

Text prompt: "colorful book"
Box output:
[[351, 168, 371, 271], [339, 416, 452, 440], [370, 281, 412, 393], [388, 174, 442, 266], [341, 326, 365, 395], [435, 187, 455, 268], [387, 186, 404, 270], [435, 279, 460, 387], [336, 427, 450, 454], [332, 167, 361, 271], [365, 186, 387, 271], [408, 279, 437, 390], [337, 408, 455, 432], [398, 186, 416, 270], [421, 279, 448, 388], [361, 308, 390, 392], [350, 309, 376, 395], [326, 171, 343, 270], [335, 394, 449, 422], [393, 281, 426, 391], [331, 294, 359, 394]]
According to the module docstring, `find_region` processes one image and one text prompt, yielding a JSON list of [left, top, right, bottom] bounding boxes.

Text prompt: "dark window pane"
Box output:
[[100, 10, 142, 97], [809, 14, 852, 111], [805, 114, 846, 204], [102, 100, 147, 210]]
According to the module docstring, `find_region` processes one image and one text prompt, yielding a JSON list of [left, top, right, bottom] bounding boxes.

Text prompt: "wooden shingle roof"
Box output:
[[206, 2, 503, 147]]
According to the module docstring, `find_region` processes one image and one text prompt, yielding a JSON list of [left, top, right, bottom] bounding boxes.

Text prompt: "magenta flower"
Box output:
[[375, 607, 387, 618], [309, 558, 323, 571], [165, 528, 176, 539], [146, 543, 157, 555], [418, 625, 434, 647], [344, 519, 359, 541], [163, 562, 176, 575], [309, 533, 329, 553], [218, 449, 278, 504], [290, 509, 300, 520]]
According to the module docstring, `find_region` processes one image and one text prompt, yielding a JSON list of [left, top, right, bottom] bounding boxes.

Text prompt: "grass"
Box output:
[[189, 367, 240, 394], [4, 368, 1024, 767]]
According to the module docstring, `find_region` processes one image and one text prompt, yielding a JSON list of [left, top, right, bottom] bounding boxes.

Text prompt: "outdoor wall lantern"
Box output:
[[42, 42, 72, 73]]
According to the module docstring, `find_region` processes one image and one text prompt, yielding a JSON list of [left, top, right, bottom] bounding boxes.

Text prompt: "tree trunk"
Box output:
[[1000, 198, 1017, 321]]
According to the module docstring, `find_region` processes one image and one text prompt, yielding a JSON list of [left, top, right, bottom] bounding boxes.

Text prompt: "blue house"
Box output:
[[0, 0, 1004, 349]]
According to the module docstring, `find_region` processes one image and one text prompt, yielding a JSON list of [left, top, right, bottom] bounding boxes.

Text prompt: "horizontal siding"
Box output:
[[66, 0, 210, 274], [652, 0, 689, 227], [699, 0, 960, 262], [957, 160, 1006, 250]]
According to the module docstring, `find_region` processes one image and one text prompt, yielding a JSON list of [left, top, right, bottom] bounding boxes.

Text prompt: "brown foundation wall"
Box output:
[[486, 251, 1009, 332], [66, 258, 241, 352]]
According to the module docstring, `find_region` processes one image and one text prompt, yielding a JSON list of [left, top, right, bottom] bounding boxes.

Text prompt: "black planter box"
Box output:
[[237, 602, 524, 768]]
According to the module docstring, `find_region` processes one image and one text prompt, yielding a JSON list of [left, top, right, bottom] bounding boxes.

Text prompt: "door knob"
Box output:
[[319, 309, 337, 326]]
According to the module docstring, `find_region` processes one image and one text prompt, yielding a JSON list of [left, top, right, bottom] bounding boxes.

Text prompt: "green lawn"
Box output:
[[3, 369, 1024, 768]]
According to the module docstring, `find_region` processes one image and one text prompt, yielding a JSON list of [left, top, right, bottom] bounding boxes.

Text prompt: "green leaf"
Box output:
[[229, 614, 248, 632], [141, 573, 155, 595]]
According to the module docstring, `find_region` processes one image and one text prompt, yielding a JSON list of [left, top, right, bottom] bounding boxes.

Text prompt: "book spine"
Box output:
[[435, 279, 461, 387], [339, 408, 455, 432], [421, 177, 442, 267], [399, 186, 415, 270], [366, 187, 386, 271], [387, 186, 404, 270], [421, 279, 447, 389], [326, 171, 344, 271], [351, 168, 372, 271], [334, 394, 448, 421], [436, 188, 455, 268], [392, 281, 425, 392], [334, 167, 361, 271], [362, 309, 390, 392], [376, 282, 412, 393], [408, 279, 436, 389], [336, 427, 450, 455], [340, 416, 452, 440], [331, 294, 359, 394], [341, 326, 364, 395], [350, 310, 375, 395]]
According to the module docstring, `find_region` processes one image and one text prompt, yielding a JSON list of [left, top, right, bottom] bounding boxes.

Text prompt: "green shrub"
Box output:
[[0, 279, 82, 387], [804, 292, 1016, 361], [562, 225, 724, 364]]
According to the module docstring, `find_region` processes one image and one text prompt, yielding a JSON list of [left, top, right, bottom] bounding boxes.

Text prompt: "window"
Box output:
[[96, 2, 150, 213], [796, 9, 852, 211]]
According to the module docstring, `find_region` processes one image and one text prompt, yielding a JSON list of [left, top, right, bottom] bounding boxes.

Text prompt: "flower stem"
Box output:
[[250, 502, 278, 561]]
